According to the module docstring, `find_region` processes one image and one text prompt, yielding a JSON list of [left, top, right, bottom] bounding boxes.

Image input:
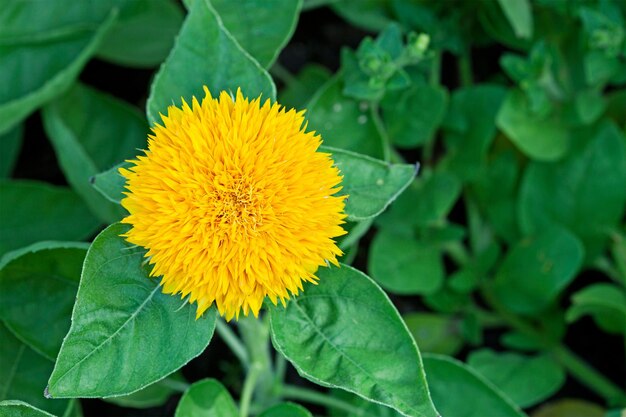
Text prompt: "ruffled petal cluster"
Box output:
[[120, 88, 346, 320]]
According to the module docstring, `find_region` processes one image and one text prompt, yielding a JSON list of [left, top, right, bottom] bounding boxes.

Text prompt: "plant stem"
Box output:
[[370, 101, 391, 162], [216, 319, 249, 367], [429, 51, 441, 86], [270, 62, 298, 87], [280, 385, 377, 417], [160, 377, 191, 393], [459, 52, 473, 87], [240, 363, 263, 417], [482, 288, 626, 405]]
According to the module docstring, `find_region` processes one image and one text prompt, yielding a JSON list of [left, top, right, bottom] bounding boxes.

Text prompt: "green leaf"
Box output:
[[519, 121, 626, 261], [442, 85, 507, 181], [403, 313, 463, 356], [211, 0, 302, 68], [147, 0, 276, 124], [566, 283, 626, 335], [0, 8, 117, 134], [279, 64, 332, 110], [175, 379, 238, 417], [531, 399, 605, 417], [0, 401, 56, 417], [0, 124, 22, 178], [331, 0, 395, 32], [259, 403, 312, 417], [42, 84, 147, 222], [328, 389, 402, 417], [91, 163, 128, 204], [496, 90, 569, 161], [97, 0, 184, 68], [0, 324, 69, 416], [422, 354, 526, 417], [0, 180, 100, 257], [307, 76, 383, 158], [467, 349, 565, 408], [327, 147, 417, 221], [47, 223, 217, 398], [492, 225, 584, 315], [269, 264, 439, 417], [369, 231, 444, 295], [105, 373, 185, 409], [381, 84, 448, 148], [0, 242, 88, 361], [496, 0, 533, 39]]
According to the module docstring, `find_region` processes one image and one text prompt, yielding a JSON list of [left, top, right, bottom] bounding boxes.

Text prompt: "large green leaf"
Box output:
[[212, 0, 301, 68], [422, 354, 526, 417], [97, 0, 184, 67], [42, 84, 146, 222], [259, 403, 312, 417], [369, 231, 444, 295], [307, 77, 383, 158], [496, 0, 533, 39], [491, 226, 584, 315], [269, 264, 439, 417], [147, 0, 275, 124], [566, 283, 626, 335], [0, 242, 88, 361], [0, 180, 100, 257], [0, 124, 22, 178], [47, 223, 217, 398], [467, 349, 565, 408], [327, 147, 417, 221], [519, 121, 626, 261], [0, 324, 69, 416], [175, 379, 238, 417], [0, 401, 56, 417], [0, 7, 117, 134], [496, 90, 569, 161], [105, 373, 185, 409]]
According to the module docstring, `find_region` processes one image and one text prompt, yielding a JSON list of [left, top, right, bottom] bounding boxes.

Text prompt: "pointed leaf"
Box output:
[[175, 379, 238, 417], [0, 401, 56, 417]]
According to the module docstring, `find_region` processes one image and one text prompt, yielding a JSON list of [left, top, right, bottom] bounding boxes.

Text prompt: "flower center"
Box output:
[[211, 177, 263, 233]]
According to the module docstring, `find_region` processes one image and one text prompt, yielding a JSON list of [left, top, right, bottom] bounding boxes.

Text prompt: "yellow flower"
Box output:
[[120, 88, 346, 320]]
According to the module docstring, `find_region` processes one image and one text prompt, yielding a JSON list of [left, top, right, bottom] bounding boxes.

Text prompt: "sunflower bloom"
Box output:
[[120, 88, 346, 320]]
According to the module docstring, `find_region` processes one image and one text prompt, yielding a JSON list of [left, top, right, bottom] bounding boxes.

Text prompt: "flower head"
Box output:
[[120, 88, 346, 320]]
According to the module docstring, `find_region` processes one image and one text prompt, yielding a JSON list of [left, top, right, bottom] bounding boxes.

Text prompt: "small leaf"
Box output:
[[307, 77, 383, 158], [566, 283, 626, 335], [519, 121, 626, 261], [0, 124, 23, 178], [497, 90, 568, 161], [423, 354, 526, 417], [91, 163, 129, 204], [212, 0, 302, 68], [0, 242, 88, 360], [369, 231, 444, 295], [496, 0, 533, 39], [403, 313, 463, 356], [269, 264, 439, 417], [42, 84, 147, 222], [467, 349, 565, 408], [259, 403, 312, 417], [0, 180, 100, 257], [147, 0, 275, 124], [47, 223, 217, 398], [0, 8, 117, 134], [492, 225, 584, 315], [97, 0, 185, 68], [175, 379, 238, 417], [0, 401, 56, 417], [279, 64, 332, 110], [327, 147, 417, 221], [0, 324, 69, 415], [381, 84, 448, 148]]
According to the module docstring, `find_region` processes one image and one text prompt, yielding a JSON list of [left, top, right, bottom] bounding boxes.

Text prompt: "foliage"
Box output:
[[0, 0, 625, 417]]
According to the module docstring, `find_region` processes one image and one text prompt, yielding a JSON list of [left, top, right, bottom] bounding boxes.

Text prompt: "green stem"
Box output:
[[280, 385, 377, 417], [459, 52, 473, 87], [240, 363, 263, 417], [160, 377, 191, 393], [429, 51, 441, 86], [370, 101, 391, 162], [216, 320, 249, 367], [270, 62, 298, 87], [482, 288, 626, 405]]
